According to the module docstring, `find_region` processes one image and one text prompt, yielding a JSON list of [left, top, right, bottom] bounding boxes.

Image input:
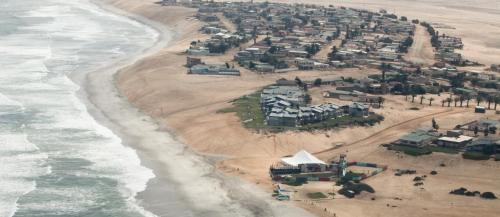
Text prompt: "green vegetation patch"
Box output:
[[282, 177, 308, 186], [298, 114, 384, 132], [462, 151, 491, 160], [217, 91, 269, 130], [338, 182, 375, 198], [306, 192, 328, 199], [389, 145, 432, 156], [427, 146, 460, 154]]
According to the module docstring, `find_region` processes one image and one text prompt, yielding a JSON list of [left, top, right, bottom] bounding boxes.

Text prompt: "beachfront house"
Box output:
[[348, 103, 369, 117], [189, 64, 240, 76], [398, 128, 438, 147], [436, 135, 474, 149], [465, 137, 500, 154]]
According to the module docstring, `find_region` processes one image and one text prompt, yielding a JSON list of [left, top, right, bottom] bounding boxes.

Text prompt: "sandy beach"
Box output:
[[79, 0, 317, 216], [87, 0, 500, 217]]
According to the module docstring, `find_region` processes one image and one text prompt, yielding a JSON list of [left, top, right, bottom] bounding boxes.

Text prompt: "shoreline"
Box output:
[[77, 0, 316, 216], [102, 1, 500, 217]]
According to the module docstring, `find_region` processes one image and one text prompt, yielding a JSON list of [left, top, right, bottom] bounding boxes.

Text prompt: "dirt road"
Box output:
[[315, 108, 468, 160], [403, 25, 435, 66]]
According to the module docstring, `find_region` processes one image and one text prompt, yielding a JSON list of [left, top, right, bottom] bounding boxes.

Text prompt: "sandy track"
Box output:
[[403, 25, 435, 66], [315, 108, 465, 157]]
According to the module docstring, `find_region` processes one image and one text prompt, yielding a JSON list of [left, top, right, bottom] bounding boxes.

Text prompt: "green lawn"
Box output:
[[217, 92, 271, 130], [298, 114, 384, 131], [462, 151, 491, 160], [389, 145, 432, 156], [427, 146, 460, 154]]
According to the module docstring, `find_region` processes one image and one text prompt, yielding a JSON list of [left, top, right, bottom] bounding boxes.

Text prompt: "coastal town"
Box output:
[[117, 1, 500, 217]]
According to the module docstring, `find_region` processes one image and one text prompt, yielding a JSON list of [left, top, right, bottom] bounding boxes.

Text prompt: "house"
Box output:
[[348, 103, 369, 117], [186, 57, 202, 67], [436, 135, 473, 148], [189, 64, 240, 76], [467, 119, 499, 130], [267, 112, 298, 127], [187, 46, 210, 55], [287, 50, 309, 58], [326, 90, 355, 100], [465, 137, 500, 154], [398, 128, 438, 147], [255, 63, 275, 73]]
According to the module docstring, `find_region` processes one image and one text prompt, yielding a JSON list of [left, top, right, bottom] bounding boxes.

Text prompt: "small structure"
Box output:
[[331, 154, 348, 177], [281, 150, 327, 173], [398, 128, 437, 147], [437, 135, 474, 148], [466, 137, 500, 154], [189, 64, 240, 76], [186, 57, 202, 67], [475, 106, 486, 113], [348, 103, 369, 117]]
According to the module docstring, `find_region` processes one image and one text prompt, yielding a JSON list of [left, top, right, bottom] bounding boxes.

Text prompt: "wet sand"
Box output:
[[83, 0, 316, 216]]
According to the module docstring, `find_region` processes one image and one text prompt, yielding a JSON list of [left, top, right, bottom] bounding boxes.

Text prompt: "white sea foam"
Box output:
[[0, 134, 49, 217], [0, 0, 158, 216]]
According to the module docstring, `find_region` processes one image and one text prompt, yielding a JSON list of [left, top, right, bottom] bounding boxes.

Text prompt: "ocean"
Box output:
[[0, 0, 159, 216]]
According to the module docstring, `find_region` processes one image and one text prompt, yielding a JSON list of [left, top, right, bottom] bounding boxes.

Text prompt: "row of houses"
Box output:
[[396, 119, 500, 152], [188, 63, 240, 76], [260, 86, 370, 127], [184, 1, 417, 72]]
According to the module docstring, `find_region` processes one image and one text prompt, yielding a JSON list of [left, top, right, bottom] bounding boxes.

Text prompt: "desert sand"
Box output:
[[100, 0, 500, 217]]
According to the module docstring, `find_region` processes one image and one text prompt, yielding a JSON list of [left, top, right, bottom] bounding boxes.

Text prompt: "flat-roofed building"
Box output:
[[437, 135, 474, 148]]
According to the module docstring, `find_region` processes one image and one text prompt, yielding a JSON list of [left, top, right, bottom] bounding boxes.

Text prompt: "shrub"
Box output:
[[428, 146, 459, 154], [481, 192, 497, 199], [390, 145, 432, 156], [307, 192, 328, 199], [339, 182, 375, 197], [462, 151, 490, 160]]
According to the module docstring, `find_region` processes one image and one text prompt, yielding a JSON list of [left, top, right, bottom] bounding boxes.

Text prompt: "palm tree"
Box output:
[[441, 99, 446, 107], [428, 97, 435, 106], [454, 97, 460, 107], [447, 98, 452, 107], [411, 94, 417, 103], [477, 96, 483, 106], [487, 97, 492, 109], [377, 97, 384, 107], [459, 95, 464, 107], [466, 95, 471, 107], [420, 95, 425, 105]]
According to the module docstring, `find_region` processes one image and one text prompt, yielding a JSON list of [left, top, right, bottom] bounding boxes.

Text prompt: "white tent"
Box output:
[[281, 150, 326, 166]]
